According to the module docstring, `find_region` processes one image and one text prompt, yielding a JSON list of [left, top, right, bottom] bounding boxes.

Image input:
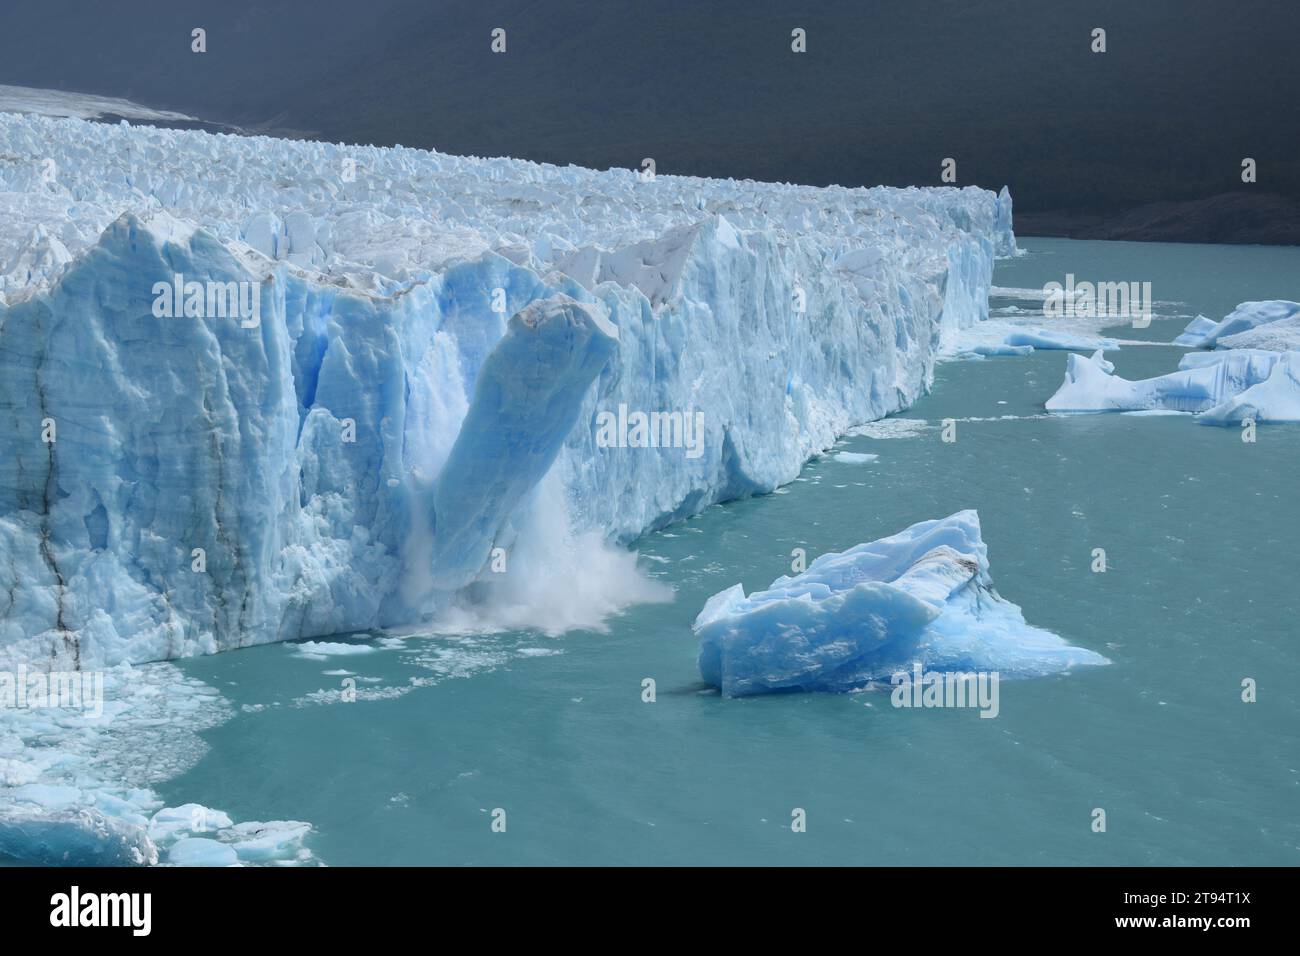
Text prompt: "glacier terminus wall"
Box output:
[[0, 113, 1016, 669]]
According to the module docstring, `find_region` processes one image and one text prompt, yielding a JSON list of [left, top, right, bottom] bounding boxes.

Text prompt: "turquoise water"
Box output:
[[167, 238, 1300, 865]]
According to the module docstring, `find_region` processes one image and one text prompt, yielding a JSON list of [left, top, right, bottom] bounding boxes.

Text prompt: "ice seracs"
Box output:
[[694, 511, 1107, 698], [0, 112, 1014, 669]]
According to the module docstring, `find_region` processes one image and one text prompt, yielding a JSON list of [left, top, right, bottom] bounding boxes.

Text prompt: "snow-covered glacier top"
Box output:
[[1, 112, 1013, 305], [0, 113, 1014, 669]]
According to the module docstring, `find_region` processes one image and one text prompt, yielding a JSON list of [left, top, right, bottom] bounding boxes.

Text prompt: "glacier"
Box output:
[[0, 111, 1015, 671], [694, 511, 1108, 698], [0, 109, 1019, 863]]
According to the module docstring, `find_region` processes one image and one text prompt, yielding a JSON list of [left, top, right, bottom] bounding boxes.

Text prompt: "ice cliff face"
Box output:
[[0, 113, 1014, 669]]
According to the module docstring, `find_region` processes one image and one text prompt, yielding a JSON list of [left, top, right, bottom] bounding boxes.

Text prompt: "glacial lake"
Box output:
[[165, 237, 1300, 865]]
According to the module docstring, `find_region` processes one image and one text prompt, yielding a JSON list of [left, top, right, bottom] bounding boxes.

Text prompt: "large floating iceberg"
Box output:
[[1046, 348, 1300, 423], [1195, 351, 1300, 425], [1173, 300, 1300, 349], [0, 113, 1015, 669], [1046, 348, 1284, 413], [694, 511, 1108, 698]]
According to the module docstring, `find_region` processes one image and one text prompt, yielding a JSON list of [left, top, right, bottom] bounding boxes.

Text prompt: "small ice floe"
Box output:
[[1004, 328, 1120, 351], [290, 640, 378, 660], [834, 451, 879, 464], [0, 666, 318, 866], [972, 343, 1034, 357]]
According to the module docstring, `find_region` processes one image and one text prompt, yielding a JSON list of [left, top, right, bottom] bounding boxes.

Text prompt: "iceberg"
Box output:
[[1196, 351, 1300, 425], [1046, 348, 1283, 413], [1217, 316, 1300, 352], [1003, 328, 1120, 351], [1177, 348, 1284, 370], [1045, 347, 1300, 422], [694, 511, 1107, 698], [1173, 300, 1300, 348], [1172, 314, 1218, 347], [0, 112, 1014, 670], [426, 295, 619, 592]]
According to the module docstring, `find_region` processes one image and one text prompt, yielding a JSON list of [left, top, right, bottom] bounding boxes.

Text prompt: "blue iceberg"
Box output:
[[694, 511, 1108, 697]]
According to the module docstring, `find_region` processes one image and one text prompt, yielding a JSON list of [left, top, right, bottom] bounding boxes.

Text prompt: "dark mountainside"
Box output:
[[3, 0, 1296, 243]]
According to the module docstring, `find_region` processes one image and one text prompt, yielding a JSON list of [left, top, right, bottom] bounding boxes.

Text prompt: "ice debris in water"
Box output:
[[0, 664, 316, 866], [694, 511, 1108, 698]]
